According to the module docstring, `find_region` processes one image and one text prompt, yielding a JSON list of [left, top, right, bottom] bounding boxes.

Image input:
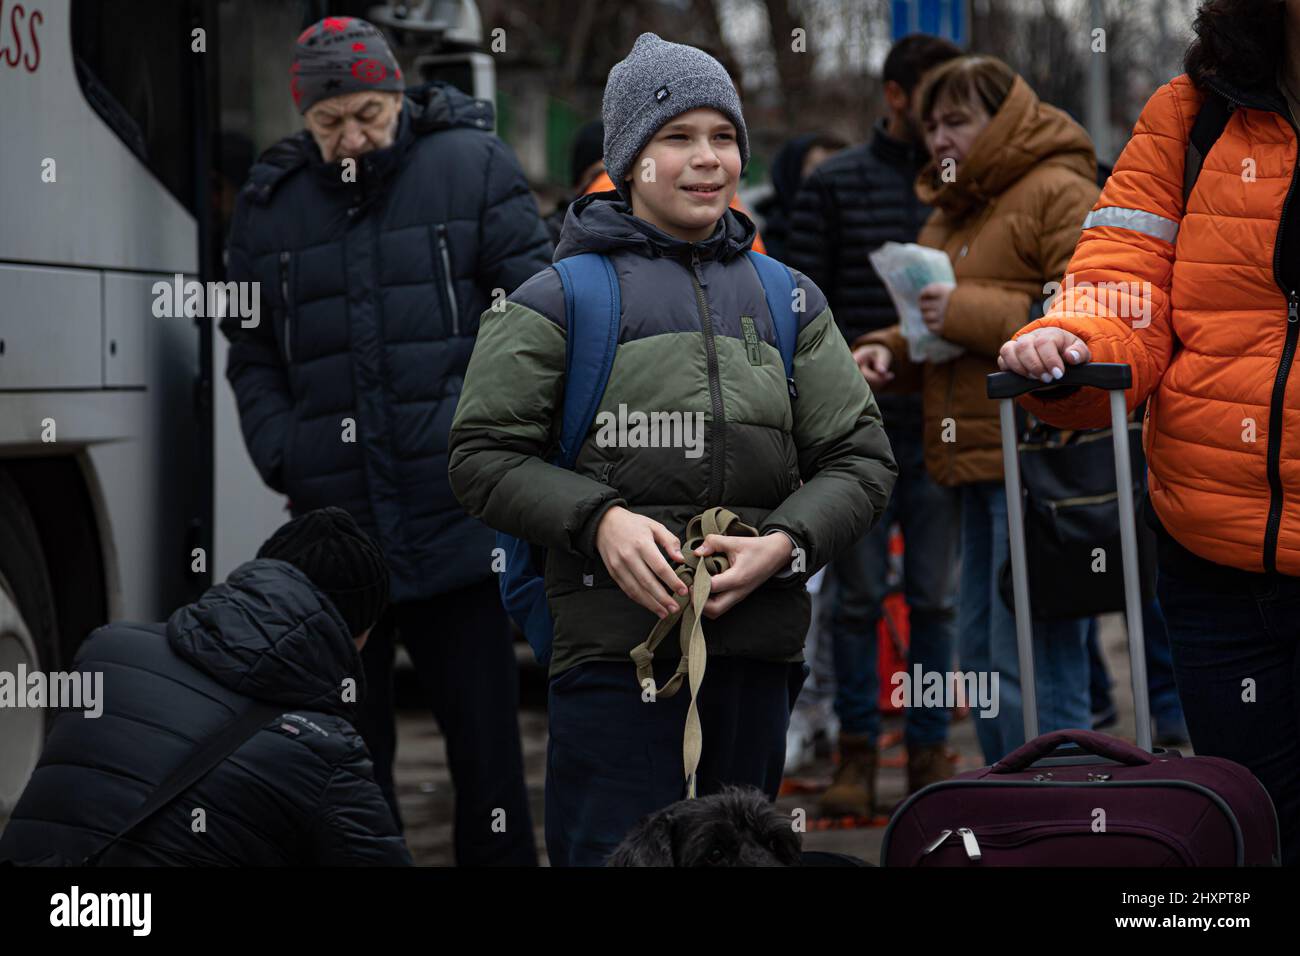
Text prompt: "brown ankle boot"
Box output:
[[906, 742, 954, 794], [819, 733, 877, 818]]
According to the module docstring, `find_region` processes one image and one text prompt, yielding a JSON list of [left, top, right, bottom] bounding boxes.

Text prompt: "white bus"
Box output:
[[0, 0, 497, 825], [0, 0, 286, 821]]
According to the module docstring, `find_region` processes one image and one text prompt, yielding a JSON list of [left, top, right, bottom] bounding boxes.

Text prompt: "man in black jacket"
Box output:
[[786, 34, 963, 818], [0, 509, 411, 866], [220, 17, 549, 864]]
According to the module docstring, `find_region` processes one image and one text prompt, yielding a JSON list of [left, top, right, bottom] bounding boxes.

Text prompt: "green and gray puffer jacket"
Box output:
[[448, 192, 897, 676]]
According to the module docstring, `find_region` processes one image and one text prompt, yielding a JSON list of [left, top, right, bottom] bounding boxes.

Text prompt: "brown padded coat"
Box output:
[[860, 76, 1099, 486]]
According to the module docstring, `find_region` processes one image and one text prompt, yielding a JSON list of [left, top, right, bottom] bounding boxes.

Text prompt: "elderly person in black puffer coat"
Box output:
[[220, 17, 550, 865]]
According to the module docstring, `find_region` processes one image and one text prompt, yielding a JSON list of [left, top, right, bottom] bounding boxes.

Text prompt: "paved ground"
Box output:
[[395, 612, 1154, 866]]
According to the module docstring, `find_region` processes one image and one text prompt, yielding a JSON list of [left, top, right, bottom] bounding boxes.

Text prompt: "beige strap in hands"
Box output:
[[628, 507, 758, 799]]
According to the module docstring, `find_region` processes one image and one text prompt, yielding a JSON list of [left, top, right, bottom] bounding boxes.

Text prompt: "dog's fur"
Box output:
[[605, 786, 803, 867]]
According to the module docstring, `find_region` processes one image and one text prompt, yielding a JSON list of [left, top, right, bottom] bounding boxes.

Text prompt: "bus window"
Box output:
[[71, 0, 197, 214]]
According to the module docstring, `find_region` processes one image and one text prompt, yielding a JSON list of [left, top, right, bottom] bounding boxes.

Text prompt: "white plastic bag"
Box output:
[[868, 242, 965, 364]]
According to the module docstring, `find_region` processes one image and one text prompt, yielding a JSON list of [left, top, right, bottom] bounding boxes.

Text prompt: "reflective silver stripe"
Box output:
[[1081, 206, 1180, 243]]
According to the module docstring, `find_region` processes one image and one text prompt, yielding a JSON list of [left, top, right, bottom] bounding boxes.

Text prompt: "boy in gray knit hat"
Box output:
[[602, 32, 750, 211], [450, 33, 896, 866]]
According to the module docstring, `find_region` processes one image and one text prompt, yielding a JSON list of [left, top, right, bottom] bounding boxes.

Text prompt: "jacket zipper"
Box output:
[[943, 362, 957, 478], [1264, 291, 1300, 572], [689, 247, 725, 504], [1264, 97, 1300, 574], [436, 223, 460, 337], [1215, 80, 1299, 574], [279, 251, 292, 362]]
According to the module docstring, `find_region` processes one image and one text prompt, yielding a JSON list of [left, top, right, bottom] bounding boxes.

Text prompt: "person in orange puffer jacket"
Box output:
[[999, 0, 1300, 865]]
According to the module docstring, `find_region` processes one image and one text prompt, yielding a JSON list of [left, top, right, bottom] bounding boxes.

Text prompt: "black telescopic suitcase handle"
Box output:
[[986, 362, 1152, 753], [986, 362, 1132, 399]]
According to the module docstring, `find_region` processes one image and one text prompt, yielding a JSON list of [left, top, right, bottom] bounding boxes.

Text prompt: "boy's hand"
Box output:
[[595, 506, 689, 619], [695, 531, 795, 620], [853, 343, 894, 388], [997, 327, 1092, 382]]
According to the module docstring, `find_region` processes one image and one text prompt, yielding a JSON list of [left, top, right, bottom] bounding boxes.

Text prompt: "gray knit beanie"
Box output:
[[291, 17, 404, 114], [602, 33, 750, 204]]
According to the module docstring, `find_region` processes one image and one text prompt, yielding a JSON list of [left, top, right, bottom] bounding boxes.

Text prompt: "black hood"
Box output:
[[242, 81, 496, 204], [554, 190, 758, 264], [769, 134, 818, 214], [1201, 72, 1290, 117], [166, 559, 364, 717]]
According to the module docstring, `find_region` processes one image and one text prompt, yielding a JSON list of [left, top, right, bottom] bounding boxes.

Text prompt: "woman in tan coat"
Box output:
[[855, 56, 1100, 762]]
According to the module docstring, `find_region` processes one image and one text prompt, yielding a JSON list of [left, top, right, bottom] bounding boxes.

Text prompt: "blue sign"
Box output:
[[891, 0, 969, 47]]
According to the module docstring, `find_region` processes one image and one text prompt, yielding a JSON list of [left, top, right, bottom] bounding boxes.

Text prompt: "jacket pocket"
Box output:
[[278, 250, 295, 363], [431, 223, 460, 337]]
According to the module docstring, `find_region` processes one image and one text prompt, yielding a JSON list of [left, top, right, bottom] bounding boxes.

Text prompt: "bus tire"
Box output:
[[0, 469, 61, 817]]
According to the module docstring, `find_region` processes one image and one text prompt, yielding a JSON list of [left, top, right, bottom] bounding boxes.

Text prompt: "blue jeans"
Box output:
[[544, 657, 806, 867], [828, 407, 960, 746], [1156, 546, 1300, 866], [957, 480, 1090, 764]]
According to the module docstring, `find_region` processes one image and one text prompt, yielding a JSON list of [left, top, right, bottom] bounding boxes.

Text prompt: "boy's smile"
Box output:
[[626, 107, 742, 242]]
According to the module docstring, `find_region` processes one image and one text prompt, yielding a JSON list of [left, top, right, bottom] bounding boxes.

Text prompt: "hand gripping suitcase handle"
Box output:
[[990, 729, 1154, 774], [985, 362, 1132, 400], [986, 362, 1153, 753]]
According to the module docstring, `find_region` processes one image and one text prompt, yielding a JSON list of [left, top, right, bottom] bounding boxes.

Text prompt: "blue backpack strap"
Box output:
[[746, 250, 799, 400], [553, 253, 621, 466], [496, 254, 620, 668]]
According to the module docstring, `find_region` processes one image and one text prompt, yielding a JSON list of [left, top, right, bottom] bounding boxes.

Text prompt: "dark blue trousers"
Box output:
[[545, 656, 806, 867], [1157, 551, 1300, 866], [355, 578, 537, 866]]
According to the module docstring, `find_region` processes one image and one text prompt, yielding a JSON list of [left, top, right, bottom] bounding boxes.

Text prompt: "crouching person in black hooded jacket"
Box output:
[[0, 508, 412, 866]]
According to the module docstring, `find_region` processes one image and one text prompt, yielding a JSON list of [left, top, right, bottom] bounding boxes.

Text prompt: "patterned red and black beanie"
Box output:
[[291, 16, 405, 115]]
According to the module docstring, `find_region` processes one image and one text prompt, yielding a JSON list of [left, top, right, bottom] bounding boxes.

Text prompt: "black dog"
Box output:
[[605, 786, 803, 867]]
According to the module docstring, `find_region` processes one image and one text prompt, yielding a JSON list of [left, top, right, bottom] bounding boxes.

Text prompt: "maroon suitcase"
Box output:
[[881, 364, 1281, 866]]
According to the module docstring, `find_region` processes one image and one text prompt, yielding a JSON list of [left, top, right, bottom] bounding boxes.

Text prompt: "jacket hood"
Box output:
[[916, 76, 1097, 217], [166, 559, 364, 717], [1200, 72, 1291, 116], [242, 81, 496, 204], [553, 190, 758, 263], [769, 134, 819, 214]]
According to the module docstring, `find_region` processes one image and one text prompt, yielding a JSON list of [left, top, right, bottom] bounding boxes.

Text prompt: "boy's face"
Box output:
[[626, 107, 742, 243]]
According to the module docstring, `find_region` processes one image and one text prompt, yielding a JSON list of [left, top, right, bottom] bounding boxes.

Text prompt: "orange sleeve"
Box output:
[[1015, 79, 1199, 428]]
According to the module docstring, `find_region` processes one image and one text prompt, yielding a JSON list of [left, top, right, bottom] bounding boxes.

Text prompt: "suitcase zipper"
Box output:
[[921, 829, 953, 855], [920, 828, 982, 860], [958, 827, 981, 860], [886, 777, 1260, 866], [920, 820, 1194, 865]]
